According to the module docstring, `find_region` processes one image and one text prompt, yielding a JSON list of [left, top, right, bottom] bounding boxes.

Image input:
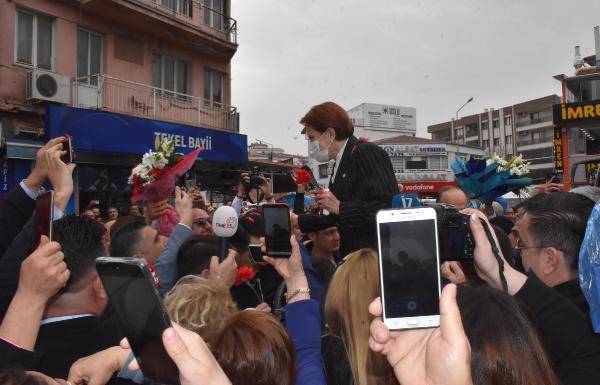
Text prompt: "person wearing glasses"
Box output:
[[192, 208, 213, 236], [512, 205, 592, 315]]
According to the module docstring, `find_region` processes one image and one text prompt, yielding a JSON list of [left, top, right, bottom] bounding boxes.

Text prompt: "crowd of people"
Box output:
[[0, 102, 600, 385]]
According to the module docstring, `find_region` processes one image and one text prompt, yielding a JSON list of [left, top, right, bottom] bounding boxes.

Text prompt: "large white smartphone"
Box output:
[[376, 207, 441, 330]]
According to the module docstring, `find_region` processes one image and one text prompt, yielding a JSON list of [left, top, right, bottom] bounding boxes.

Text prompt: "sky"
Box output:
[[230, 0, 600, 155]]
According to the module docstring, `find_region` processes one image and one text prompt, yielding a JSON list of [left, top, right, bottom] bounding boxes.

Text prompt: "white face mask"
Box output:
[[308, 132, 333, 162]]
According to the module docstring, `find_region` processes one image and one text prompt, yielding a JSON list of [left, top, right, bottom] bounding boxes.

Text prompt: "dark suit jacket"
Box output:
[[0, 315, 123, 379], [300, 136, 399, 256], [0, 183, 35, 259]]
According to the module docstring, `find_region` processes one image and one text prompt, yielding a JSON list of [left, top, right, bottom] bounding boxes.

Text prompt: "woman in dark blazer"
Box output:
[[298, 102, 399, 257]]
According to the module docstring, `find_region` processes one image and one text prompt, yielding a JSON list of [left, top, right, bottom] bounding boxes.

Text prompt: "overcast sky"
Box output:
[[230, 0, 600, 155]]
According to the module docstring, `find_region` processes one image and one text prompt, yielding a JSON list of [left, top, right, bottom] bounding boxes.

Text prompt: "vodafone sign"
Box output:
[[397, 181, 458, 194]]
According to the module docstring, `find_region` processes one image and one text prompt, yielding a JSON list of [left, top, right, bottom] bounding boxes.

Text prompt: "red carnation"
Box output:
[[294, 168, 311, 186], [234, 266, 256, 286]]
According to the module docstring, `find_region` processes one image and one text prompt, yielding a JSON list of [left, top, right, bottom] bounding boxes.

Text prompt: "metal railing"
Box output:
[[516, 135, 554, 147], [203, 5, 237, 44], [73, 74, 238, 132], [515, 117, 552, 128]]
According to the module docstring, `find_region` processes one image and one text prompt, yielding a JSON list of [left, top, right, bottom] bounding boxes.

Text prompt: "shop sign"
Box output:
[[380, 144, 447, 156], [553, 127, 564, 173], [553, 100, 600, 125], [397, 181, 458, 194], [0, 160, 13, 195], [45, 105, 248, 163]]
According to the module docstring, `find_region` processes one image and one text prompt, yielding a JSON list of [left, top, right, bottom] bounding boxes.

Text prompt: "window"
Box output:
[[505, 135, 513, 146], [159, 0, 192, 17], [152, 54, 191, 97], [15, 9, 54, 70], [204, 68, 223, 107], [77, 28, 102, 85], [493, 119, 499, 129], [504, 115, 512, 126], [493, 138, 500, 146], [481, 121, 489, 130], [406, 159, 427, 170], [204, 0, 224, 30], [465, 123, 479, 137], [482, 139, 490, 148], [432, 130, 451, 141]]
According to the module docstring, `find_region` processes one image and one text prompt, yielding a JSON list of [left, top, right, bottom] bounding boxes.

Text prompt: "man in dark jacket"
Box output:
[[0, 216, 121, 379], [0, 137, 68, 259]]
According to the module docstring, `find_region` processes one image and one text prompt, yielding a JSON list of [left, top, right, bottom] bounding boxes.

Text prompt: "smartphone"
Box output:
[[249, 244, 264, 264], [34, 191, 54, 249], [95, 257, 179, 385], [376, 208, 441, 330], [263, 204, 292, 257], [61, 136, 74, 164]]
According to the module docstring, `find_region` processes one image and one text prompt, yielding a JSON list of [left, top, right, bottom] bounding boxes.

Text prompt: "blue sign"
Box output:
[[45, 105, 248, 163], [0, 160, 14, 196], [392, 194, 421, 208]]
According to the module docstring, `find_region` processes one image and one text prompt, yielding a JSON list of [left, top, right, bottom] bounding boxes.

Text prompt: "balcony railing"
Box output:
[[203, 5, 238, 44], [515, 117, 552, 128], [138, 1, 238, 43], [516, 135, 554, 147], [73, 74, 238, 132]]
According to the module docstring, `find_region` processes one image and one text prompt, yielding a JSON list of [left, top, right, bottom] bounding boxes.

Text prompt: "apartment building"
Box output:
[[427, 95, 561, 181], [0, 0, 247, 211]]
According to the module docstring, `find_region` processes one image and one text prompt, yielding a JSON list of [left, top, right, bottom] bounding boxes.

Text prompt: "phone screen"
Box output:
[[379, 219, 439, 319], [249, 244, 264, 263], [263, 205, 291, 257], [34, 191, 54, 248], [96, 260, 179, 384]]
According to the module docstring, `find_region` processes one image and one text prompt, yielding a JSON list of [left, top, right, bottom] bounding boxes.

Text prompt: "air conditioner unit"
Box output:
[[26, 70, 70, 104]]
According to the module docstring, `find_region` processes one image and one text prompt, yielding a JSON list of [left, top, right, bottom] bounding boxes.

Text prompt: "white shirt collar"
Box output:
[[40, 314, 95, 325], [331, 138, 349, 183]]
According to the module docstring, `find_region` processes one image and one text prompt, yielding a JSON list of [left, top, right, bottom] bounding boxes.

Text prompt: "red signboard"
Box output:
[[397, 181, 458, 194]]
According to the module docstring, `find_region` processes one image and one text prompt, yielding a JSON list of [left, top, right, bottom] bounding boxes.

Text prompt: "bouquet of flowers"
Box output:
[[451, 153, 532, 203], [129, 137, 203, 236]]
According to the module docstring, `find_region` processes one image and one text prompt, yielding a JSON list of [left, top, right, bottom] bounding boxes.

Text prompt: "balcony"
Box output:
[[73, 74, 239, 132], [515, 118, 553, 132], [77, 0, 237, 58]]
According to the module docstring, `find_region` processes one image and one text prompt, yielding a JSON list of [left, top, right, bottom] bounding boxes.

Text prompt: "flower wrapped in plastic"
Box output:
[[129, 138, 203, 236], [450, 154, 532, 203], [579, 200, 600, 332]]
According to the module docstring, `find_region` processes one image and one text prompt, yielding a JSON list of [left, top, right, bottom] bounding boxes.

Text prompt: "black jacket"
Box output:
[[0, 315, 123, 379], [0, 183, 35, 259], [516, 272, 600, 385], [300, 136, 398, 256]]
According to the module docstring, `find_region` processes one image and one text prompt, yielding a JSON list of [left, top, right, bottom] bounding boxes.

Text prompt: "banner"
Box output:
[[553, 100, 600, 125], [45, 105, 248, 164], [553, 127, 564, 173]]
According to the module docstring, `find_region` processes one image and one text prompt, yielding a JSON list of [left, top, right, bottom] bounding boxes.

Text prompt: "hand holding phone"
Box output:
[[263, 204, 292, 257], [377, 208, 441, 330], [96, 257, 179, 384]]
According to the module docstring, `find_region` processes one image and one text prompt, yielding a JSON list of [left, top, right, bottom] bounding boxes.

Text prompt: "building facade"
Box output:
[[374, 135, 486, 196], [427, 95, 561, 181], [0, 0, 245, 212], [553, 53, 600, 188], [347, 103, 416, 142]]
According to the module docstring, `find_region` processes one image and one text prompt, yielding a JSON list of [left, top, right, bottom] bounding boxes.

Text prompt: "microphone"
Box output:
[[212, 206, 239, 262]]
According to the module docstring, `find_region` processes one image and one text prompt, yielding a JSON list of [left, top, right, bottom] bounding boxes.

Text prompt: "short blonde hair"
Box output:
[[164, 276, 238, 338]]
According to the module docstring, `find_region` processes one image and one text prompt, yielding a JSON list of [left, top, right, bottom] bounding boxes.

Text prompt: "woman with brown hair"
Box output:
[[208, 310, 297, 385], [298, 102, 399, 256], [323, 248, 397, 385]]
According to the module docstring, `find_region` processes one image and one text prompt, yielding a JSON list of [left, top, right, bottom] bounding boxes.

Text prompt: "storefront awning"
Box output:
[[45, 105, 248, 163]]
